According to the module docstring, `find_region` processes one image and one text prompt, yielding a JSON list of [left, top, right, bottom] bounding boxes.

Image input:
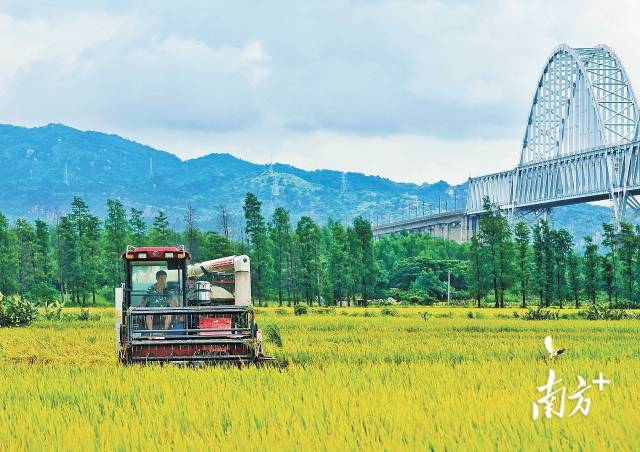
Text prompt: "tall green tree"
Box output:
[[583, 236, 599, 304], [56, 215, 79, 303], [14, 219, 37, 295], [540, 220, 555, 307], [601, 223, 618, 304], [0, 214, 19, 295], [201, 231, 236, 260], [150, 210, 172, 245], [184, 203, 201, 261], [346, 226, 363, 304], [567, 251, 581, 308], [34, 219, 52, 287], [618, 222, 635, 304], [104, 199, 129, 286], [531, 222, 546, 305], [353, 216, 376, 306], [243, 193, 272, 304], [552, 228, 573, 308], [328, 222, 350, 305], [129, 208, 147, 246], [478, 198, 513, 308], [513, 221, 531, 308], [270, 207, 291, 306], [83, 214, 102, 305], [466, 234, 487, 307], [296, 216, 320, 305]]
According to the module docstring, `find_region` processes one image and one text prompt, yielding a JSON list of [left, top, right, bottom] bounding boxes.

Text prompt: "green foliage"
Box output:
[[0, 296, 38, 326], [150, 210, 172, 245], [263, 323, 283, 347], [295, 216, 320, 305], [43, 300, 65, 321], [522, 307, 560, 320], [583, 236, 599, 304], [478, 198, 514, 308], [244, 193, 273, 304], [581, 303, 630, 320], [129, 208, 147, 246], [380, 306, 398, 316], [25, 284, 59, 306], [294, 305, 308, 316], [270, 207, 291, 306], [2, 189, 639, 312]]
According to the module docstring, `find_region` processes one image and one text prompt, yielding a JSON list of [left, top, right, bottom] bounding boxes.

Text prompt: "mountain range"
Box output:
[[0, 123, 612, 241]]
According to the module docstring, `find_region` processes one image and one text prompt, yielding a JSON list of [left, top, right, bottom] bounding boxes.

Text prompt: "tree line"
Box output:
[[466, 198, 640, 308], [0, 193, 377, 307], [0, 193, 637, 308]]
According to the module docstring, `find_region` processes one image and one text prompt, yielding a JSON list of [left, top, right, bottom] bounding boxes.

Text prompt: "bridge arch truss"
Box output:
[[469, 45, 640, 227]]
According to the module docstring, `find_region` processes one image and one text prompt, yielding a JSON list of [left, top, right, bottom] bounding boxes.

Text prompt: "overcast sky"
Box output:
[[1, 0, 639, 184]]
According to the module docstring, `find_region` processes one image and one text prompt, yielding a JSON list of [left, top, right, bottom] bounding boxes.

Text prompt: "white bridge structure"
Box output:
[[375, 44, 640, 241]]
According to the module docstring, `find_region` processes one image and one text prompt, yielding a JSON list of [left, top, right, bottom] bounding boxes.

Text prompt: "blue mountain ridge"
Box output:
[[0, 123, 611, 240]]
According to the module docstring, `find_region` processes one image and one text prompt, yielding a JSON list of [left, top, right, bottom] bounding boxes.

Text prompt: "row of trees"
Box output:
[[0, 197, 237, 305], [242, 193, 376, 306], [0, 193, 377, 306], [1, 193, 639, 308], [467, 198, 640, 308]]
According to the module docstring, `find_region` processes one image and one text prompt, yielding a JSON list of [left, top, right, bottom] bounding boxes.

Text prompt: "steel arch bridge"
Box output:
[[467, 44, 640, 228]]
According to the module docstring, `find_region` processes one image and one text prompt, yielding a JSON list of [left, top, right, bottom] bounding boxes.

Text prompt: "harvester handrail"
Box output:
[[128, 306, 254, 315]]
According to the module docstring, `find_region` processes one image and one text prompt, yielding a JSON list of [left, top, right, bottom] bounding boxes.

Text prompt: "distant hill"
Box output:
[[0, 123, 613, 239]]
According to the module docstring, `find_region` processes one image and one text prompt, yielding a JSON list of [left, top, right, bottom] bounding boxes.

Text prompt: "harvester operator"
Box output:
[[142, 270, 178, 333]]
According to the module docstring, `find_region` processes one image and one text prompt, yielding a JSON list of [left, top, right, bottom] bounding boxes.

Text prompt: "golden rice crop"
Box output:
[[0, 306, 638, 451]]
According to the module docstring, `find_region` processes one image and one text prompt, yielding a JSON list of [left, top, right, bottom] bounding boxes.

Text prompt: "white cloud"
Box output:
[[0, 12, 125, 94], [2, 0, 640, 184]]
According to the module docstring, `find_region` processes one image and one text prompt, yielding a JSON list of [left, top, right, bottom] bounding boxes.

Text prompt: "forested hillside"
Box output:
[[0, 123, 612, 239]]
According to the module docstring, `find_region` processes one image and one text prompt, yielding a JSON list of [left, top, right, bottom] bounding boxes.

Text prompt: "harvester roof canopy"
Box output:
[[122, 246, 192, 260]]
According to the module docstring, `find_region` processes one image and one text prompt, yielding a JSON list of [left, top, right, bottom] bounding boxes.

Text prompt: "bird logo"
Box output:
[[544, 335, 566, 362]]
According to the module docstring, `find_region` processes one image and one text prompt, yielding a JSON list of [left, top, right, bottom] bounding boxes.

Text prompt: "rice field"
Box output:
[[0, 306, 638, 451]]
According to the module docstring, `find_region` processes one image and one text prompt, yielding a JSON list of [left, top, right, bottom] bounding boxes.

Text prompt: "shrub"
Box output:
[[78, 308, 91, 321], [581, 304, 629, 320], [25, 284, 59, 306], [294, 305, 308, 316], [43, 300, 65, 321], [0, 296, 39, 327], [97, 286, 115, 303], [522, 307, 559, 320], [274, 308, 289, 316], [263, 324, 283, 347], [434, 311, 453, 319], [419, 311, 431, 321], [381, 307, 398, 317], [63, 309, 100, 322]]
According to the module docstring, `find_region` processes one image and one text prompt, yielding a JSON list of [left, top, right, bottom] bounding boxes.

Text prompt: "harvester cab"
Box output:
[[115, 246, 273, 364]]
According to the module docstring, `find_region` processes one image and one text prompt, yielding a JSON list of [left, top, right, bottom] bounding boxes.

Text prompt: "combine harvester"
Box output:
[[115, 246, 274, 364]]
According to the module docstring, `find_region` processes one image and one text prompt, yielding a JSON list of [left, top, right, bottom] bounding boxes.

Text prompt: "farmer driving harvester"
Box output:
[[117, 247, 274, 363], [140, 269, 179, 333]]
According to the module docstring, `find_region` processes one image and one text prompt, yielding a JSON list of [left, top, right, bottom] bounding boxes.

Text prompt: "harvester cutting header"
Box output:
[[115, 245, 273, 364]]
